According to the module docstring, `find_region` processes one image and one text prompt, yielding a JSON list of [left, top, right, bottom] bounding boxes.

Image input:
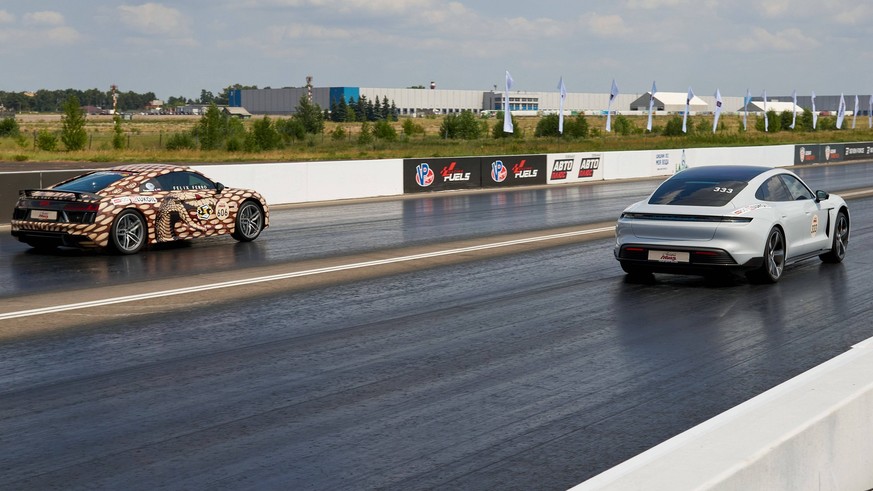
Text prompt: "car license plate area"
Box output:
[[648, 250, 690, 263], [30, 210, 58, 221]]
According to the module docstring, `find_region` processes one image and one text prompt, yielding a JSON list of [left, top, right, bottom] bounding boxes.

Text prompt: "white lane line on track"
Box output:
[[0, 226, 615, 320]]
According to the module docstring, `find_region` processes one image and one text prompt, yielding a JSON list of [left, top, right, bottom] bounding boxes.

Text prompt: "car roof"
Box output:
[[108, 163, 193, 175], [672, 165, 775, 182]]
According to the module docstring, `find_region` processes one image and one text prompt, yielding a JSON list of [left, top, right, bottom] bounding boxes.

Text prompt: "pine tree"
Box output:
[[60, 96, 87, 151]]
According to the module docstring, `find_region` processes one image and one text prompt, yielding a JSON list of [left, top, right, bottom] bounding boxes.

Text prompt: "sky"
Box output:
[[0, 1, 871, 100]]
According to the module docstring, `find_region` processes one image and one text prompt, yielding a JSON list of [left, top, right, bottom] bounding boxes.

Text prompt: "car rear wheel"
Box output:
[[820, 210, 849, 263], [110, 210, 146, 254], [232, 200, 263, 242], [748, 227, 785, 283]]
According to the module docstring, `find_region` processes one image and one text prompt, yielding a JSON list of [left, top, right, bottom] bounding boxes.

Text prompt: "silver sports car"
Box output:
[[614, 165, 849, 283]]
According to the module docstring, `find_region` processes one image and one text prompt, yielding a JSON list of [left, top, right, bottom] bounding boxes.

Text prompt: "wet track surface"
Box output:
[[2, 163, 873, 489]]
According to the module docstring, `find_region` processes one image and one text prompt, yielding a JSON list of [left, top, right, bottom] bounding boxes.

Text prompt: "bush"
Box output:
[[226, 137, 242, 152], [755, 110, 782, 132], [245, 116, 282, 151], [534, 114, 560, 137], [277, 118, 306, 142], [357, 122, 373, 144], [373, 119, 397, 141], [563, 114, 589, 138], [36, 130, 58, 151], [0, 117, 19, 137], [662, 116, 685, 136], [165, 132, 196, 150], [112, 115, 125, 149], [613, 114, 635, 135], [402, 118, 425, 137], [492, 113, 520, 139], [330, 125, 346, 141], [440, 110, 482, 139], [60, 96, 87, 151]]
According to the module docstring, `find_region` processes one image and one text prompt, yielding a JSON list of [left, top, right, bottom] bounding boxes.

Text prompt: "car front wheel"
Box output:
[[232, 201, 264, 242], [820, 210, 849, 263], [110, 210, 146, 254]]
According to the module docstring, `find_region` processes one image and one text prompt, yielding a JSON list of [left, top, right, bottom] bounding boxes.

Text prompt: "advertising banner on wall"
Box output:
[[794, 144, 848, 165], [842, 142, 873, 161], [481, 155, 547, 188], [403, 157, 482, 193], [546, 153, 604, 184]]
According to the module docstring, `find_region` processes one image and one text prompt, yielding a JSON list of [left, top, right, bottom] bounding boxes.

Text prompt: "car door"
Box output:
[[153, 171, 220, 239], [779, 174, 830, 255]]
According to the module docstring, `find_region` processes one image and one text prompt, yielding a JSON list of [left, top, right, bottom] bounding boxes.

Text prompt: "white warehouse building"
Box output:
[[229, 85, 809, 117]]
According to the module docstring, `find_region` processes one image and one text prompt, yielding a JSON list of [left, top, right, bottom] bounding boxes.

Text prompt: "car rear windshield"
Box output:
[[648, 178, 749, 206], [53, 171, 129, 193]]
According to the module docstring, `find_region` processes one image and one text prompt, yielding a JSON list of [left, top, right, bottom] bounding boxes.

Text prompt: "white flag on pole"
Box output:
[[811, 91, 818, 129], [712, 88, 723, 133], [763, 90, 768, 132], [836, 93, 846, 129], [790, 89, 797, 129], [743, 89, 751, 131], [503, 71, 514, 133], [558, 76, 566, 134], [682, 86, 694, 133], [646, 81, 657, 132], [605, 79, 618, 132], [853, 94, 859, 129]]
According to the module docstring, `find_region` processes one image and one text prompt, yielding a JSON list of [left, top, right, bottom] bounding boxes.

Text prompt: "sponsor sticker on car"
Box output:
[[648, 250, 690, 263]]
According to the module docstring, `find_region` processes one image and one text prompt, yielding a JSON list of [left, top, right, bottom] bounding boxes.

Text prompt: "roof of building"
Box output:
[[742, 101, 804, 113]]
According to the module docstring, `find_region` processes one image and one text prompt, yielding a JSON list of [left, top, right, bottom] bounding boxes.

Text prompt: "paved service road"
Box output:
[[1, 164, 873, 490]]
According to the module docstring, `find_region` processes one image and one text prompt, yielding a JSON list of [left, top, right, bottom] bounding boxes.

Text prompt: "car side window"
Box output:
[[139, 178, 162, 192], [755, 176, 793, 201], [154, 172, 215, 191], [779, 175, 814, 200]]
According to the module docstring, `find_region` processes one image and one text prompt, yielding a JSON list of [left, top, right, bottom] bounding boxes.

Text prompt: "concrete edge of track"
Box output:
[[570, 337, 873, 491]]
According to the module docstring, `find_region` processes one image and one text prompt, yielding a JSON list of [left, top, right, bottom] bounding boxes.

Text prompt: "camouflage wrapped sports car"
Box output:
[[11, 163, 269, 254]]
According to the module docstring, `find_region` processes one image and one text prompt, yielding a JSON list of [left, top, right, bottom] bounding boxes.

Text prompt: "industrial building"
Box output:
[[229, 85, 866, 117]]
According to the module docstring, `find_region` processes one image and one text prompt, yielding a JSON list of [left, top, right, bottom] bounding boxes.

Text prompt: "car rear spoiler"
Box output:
[[19, 189, 99, 201]]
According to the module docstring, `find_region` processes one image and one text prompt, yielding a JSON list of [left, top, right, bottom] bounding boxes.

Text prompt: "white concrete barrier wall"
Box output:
[[190, 159, 403, 205], [572, 337, 873, 491]]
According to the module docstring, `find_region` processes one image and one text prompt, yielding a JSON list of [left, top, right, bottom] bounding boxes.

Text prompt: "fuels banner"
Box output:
[[481, 155, 547, 188], [403, 157, 481, 193]]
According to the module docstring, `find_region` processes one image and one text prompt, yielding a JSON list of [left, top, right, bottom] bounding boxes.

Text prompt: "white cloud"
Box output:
[[118, 3, 185, 34], [624, 0, 689, 9], [0, 10, 14, 24], [23, 11, 65, 26], [587, 13, 631, 37], [726, 27, 819, 52]]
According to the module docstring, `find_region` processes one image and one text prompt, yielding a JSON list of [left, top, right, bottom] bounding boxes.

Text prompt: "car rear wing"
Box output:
[[19, 189, 99, 201]]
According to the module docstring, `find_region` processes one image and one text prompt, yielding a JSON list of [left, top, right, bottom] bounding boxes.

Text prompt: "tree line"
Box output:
[[328, 94, 398, 122], [0, 84, 260, 113]]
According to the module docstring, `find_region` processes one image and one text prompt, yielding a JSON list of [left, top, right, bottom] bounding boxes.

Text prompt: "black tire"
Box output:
[[747, 227, 785, 284], [820, 210, 849, 263], [110, 210, 146, 254], [232, 201, 264, 242]]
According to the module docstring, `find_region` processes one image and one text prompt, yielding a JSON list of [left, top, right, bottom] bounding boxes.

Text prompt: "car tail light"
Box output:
[[63, 202, 99, 212]]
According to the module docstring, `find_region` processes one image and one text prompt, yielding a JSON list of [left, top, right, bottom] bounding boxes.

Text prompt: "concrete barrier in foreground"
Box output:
[[571, 336, 873, 491]]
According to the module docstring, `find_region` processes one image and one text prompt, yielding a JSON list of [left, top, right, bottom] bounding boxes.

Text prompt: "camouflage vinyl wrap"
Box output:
[[11, 163, 270, 249]]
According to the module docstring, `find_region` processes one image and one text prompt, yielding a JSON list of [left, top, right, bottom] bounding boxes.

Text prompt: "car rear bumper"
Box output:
[[615, 243, 764, 274]]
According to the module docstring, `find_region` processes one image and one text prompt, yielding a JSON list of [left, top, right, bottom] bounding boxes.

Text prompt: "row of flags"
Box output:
[[502, 71, 873, 134]]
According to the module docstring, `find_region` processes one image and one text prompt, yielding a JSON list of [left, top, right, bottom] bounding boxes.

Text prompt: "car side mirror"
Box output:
[[815, 190, 829, 202], [215, 182, 225, 193]]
